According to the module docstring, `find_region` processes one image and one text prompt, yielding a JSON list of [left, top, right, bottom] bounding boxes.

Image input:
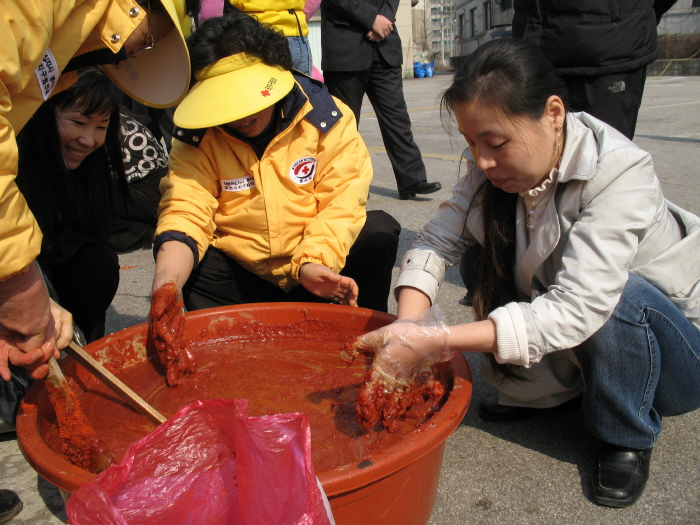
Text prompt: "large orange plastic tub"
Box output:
[[16, 303, 472, 525]]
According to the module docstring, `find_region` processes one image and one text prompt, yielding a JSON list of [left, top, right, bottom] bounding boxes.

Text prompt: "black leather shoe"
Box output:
[[399, 181, 442, 200], [478, 395, 582, 422], [592, 443, 653, 508], [0, 490, 23, 524]]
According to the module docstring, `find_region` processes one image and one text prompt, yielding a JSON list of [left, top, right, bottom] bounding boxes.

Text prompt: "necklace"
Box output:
[[524, 125, 564, 231], [523, 168, 557, 231]]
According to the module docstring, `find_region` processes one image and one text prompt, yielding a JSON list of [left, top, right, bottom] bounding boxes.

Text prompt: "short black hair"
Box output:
[[187, 8, 293, 82]]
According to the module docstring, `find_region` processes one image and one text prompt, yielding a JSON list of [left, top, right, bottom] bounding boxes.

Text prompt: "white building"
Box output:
[[454, 0, 512, 57], [658, 0, 700, 35], [413, 0, 458, 67]]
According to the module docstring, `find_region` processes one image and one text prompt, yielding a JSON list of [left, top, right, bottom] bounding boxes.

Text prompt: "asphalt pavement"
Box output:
[[2, 73, 699, 524]]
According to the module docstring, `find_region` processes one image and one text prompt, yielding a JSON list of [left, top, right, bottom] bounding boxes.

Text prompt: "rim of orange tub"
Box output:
[[16, 302, 472, 497]]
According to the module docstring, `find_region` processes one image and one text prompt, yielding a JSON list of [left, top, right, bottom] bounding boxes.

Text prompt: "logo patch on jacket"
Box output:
[[290, 157, 317, 184], [35, 49, 59, 100], [608, 81, 626, 94], [221, 175, 256, 192]]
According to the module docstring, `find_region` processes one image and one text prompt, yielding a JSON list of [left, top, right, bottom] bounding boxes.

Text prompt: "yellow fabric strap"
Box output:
[[194, 53, 262, 81]]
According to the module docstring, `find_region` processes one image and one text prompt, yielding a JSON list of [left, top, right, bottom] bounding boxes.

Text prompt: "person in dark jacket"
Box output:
[[512, 0, 677, 139], [320, 0, 442, 200]]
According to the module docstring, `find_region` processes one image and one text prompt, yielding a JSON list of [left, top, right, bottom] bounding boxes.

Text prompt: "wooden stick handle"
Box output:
[[65, 341, 167, 425], [46, 356, 67, 385]]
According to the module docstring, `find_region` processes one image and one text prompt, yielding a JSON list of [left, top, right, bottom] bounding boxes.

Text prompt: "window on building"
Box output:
[[483, 2, 491, 31], [470, 7, 477, 37], [692, 0, 699, 6], [458, 13, 464, 35]]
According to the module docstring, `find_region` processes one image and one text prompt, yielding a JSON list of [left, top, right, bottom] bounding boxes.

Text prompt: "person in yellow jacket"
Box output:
[[0, 0, 191, 384], [196, 0, 313, 74], [152, 10, 400, 315]]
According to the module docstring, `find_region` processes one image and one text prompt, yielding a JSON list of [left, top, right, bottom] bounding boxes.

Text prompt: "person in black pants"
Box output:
[[320, 0, 441, 200], [512, 0, 677, 140]]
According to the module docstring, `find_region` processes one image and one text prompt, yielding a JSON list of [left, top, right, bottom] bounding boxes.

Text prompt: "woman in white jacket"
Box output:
[[353, 38, 700, 508]]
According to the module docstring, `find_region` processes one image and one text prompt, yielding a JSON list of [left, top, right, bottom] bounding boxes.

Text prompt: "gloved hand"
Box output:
[[149, 281, 196, 387], [342, 305, 452, 391], [341, 306, 452, 432]]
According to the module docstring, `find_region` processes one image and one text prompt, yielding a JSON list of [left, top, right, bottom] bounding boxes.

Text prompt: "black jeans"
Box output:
[[183, 210, 400, 313], [562, 66, 647, 140]]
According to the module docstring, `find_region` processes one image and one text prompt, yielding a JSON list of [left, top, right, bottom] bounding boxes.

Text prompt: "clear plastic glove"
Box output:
[[342, 305, 452, 390], [341, 306, 452, 432]]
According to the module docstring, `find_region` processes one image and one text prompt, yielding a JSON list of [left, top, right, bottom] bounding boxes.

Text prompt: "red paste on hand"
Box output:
[[149, 282, 197, 386], [342, 337, 447, 432], [354, 364, 446, 433]]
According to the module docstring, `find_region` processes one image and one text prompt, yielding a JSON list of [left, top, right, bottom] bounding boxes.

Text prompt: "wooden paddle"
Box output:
[[45, 354, 113, 472], [63, 341, 167, 425]]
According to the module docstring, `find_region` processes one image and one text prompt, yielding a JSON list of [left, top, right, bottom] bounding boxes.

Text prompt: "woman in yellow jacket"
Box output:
[[0, 0, 191, 385], [152, 10, 400, 316]]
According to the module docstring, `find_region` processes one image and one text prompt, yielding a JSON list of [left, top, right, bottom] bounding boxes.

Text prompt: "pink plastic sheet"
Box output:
[[66, 399, 333, 525]]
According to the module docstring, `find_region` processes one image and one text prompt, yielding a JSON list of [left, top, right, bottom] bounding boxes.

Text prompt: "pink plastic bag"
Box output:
[[66, 399, 333, 525]]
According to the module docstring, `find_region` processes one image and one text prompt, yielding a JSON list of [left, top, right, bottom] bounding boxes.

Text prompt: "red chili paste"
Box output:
[[41, 318, 451, 474], [46, 382, 112, 474], [148, 282, 197, 386], [354, 366, 446, 433], [342, 338, 447, 432]]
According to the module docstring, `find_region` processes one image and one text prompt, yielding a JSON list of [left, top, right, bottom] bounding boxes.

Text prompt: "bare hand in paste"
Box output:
[[149, 281, 196, 386]]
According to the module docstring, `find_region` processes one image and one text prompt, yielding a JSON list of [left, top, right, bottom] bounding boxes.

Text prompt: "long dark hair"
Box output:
[[187, 8, 293, 79], [441, 38, 569, 381], [16, 68, 128, 260]]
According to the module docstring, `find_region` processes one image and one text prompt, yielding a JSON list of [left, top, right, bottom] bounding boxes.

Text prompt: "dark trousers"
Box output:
[[324, 47, 427, 192], [183, 210, 401, 313], [39, 243, 120, 343], [562, 66, 647, 140]]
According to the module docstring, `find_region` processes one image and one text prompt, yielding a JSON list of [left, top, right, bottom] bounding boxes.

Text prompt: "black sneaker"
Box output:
[[0, 490, 22, 524]]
